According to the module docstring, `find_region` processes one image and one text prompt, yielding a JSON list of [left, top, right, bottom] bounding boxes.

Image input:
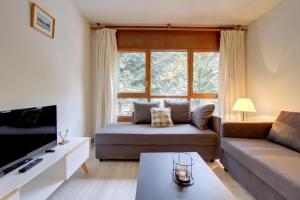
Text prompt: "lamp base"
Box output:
[[242, 112, 245, 122]]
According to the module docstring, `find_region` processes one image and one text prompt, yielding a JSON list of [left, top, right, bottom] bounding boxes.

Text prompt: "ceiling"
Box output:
[[71, 0, 281, 26]]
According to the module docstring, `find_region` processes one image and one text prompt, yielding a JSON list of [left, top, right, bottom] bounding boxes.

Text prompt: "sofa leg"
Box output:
[[224, 168, 228, 172], [99, 159, 104, 161], [209, 159, 215, 163]]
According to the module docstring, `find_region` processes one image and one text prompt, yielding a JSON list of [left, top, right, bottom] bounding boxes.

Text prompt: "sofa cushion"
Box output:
[[192, 104, 215, 130], [151, 107, 173, 127], [267, 111, 300, 152], [221, 138, 300, 200], [95, 123, 218, 146], [164, 100, 190, 123], [133, 102, 160, 124]]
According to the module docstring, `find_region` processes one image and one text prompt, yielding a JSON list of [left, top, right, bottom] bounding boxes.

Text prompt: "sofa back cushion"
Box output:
[[267, 111, 300, 152], [164, 100, 190, 123], [192, 104, 215, 130], [133, 102, 160, 124]]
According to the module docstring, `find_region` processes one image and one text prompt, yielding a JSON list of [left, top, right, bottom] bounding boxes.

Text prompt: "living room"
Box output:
[[0, 0, 299, 200]]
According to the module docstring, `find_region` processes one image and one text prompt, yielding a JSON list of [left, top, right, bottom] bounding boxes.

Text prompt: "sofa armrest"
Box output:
[[221, 122, 273, 139], [208, 116, 221, 134]]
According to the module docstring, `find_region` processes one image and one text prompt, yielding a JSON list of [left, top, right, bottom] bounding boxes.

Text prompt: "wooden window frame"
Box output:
[[117, 48, 219, 122], [117, 48, 148, 99]]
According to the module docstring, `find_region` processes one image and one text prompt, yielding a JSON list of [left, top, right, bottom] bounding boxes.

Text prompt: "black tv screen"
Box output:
[[0, 105, 57, 175]]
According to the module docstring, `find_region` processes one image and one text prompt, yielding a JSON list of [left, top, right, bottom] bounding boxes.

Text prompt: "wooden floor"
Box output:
[[49, 152, 254, 200]]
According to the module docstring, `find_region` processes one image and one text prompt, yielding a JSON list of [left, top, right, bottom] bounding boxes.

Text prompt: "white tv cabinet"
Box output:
[[0, 137, 90, 200]]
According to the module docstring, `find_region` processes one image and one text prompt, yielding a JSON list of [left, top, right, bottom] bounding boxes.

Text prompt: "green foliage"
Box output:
[[193, 52, 219, 93], [151, 52, 188, 95], [117, 52, 145, 93]]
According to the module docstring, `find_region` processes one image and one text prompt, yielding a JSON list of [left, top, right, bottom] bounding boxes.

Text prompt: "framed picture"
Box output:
[[31, 3, 55, 39]]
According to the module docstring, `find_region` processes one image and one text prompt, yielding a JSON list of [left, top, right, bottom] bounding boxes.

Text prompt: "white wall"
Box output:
[[0, 0, 92, 136], [246, 0, 300, 121]]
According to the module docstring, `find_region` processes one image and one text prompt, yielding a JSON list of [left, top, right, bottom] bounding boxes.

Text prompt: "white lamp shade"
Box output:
[[232, 98, 256, 112]]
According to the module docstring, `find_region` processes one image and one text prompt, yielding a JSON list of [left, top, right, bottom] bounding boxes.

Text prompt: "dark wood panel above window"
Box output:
[[117, 30, 220, 50]]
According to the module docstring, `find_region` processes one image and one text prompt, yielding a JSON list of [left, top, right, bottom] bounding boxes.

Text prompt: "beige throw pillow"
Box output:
[[151, 107, 173, 127]]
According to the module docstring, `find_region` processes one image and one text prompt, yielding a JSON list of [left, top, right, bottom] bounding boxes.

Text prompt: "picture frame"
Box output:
[[30, 3, 55, 39]]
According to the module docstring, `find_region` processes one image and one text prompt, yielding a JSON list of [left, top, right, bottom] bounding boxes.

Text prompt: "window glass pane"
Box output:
[[117, 98, 147, 116], [191, 98, 219, 115], [193, 52, 219, 93], [151, 98, 188, 108], [151, 51, 188, 96], [117, 52, 146, 93]]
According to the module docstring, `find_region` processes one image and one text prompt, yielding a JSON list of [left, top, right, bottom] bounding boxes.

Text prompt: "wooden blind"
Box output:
[[116, 30, 220, 51]]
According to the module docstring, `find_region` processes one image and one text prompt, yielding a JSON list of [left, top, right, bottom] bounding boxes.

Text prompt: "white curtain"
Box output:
[[219, 30, 246, 121], [93, 29, 117, 131]]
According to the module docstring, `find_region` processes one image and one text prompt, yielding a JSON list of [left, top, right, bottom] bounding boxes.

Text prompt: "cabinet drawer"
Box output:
[[65, 140, 90, 179]]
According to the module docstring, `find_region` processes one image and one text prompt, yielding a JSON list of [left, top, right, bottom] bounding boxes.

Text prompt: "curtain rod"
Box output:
[[90, 23, 247, 31]]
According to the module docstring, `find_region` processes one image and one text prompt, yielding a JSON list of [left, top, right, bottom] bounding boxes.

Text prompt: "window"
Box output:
[[117, 52, 146, 93], [151, 98, 188, 108], [192, 52, 220, 113], [117, 50, 219, 121], [117, 98, 147, 116], [151, 51, 188, 96], [193, 52, 219, 93]]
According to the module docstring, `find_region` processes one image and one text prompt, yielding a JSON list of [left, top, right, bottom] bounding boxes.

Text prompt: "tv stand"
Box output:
[[0, 137, 90, 200]]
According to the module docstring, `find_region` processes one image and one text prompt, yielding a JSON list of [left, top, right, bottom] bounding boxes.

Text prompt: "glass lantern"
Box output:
[[172, 152, 194, 187]]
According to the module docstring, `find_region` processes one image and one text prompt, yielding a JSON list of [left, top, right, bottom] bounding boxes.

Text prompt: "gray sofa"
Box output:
[[220, 122, 300, 200], [95, 116, 221, 161]]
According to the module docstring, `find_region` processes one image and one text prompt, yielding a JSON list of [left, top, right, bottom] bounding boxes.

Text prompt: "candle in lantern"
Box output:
[[176, 164, 185, 172], [175, 164, 188, 181], [177, 170, 187, 181]]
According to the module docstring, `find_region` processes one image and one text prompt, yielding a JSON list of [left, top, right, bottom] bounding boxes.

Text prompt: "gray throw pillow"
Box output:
[[133, 102, 160, 124], [192, 104, 215, 130], [164, 100, 190, 123], [267, 111, 300, 152]]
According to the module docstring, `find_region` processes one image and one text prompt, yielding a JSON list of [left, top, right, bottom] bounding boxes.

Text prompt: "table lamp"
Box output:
[[232, 98, 256, 121]]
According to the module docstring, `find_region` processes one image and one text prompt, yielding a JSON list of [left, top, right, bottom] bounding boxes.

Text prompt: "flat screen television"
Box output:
[[0, 105, 57, 176]]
